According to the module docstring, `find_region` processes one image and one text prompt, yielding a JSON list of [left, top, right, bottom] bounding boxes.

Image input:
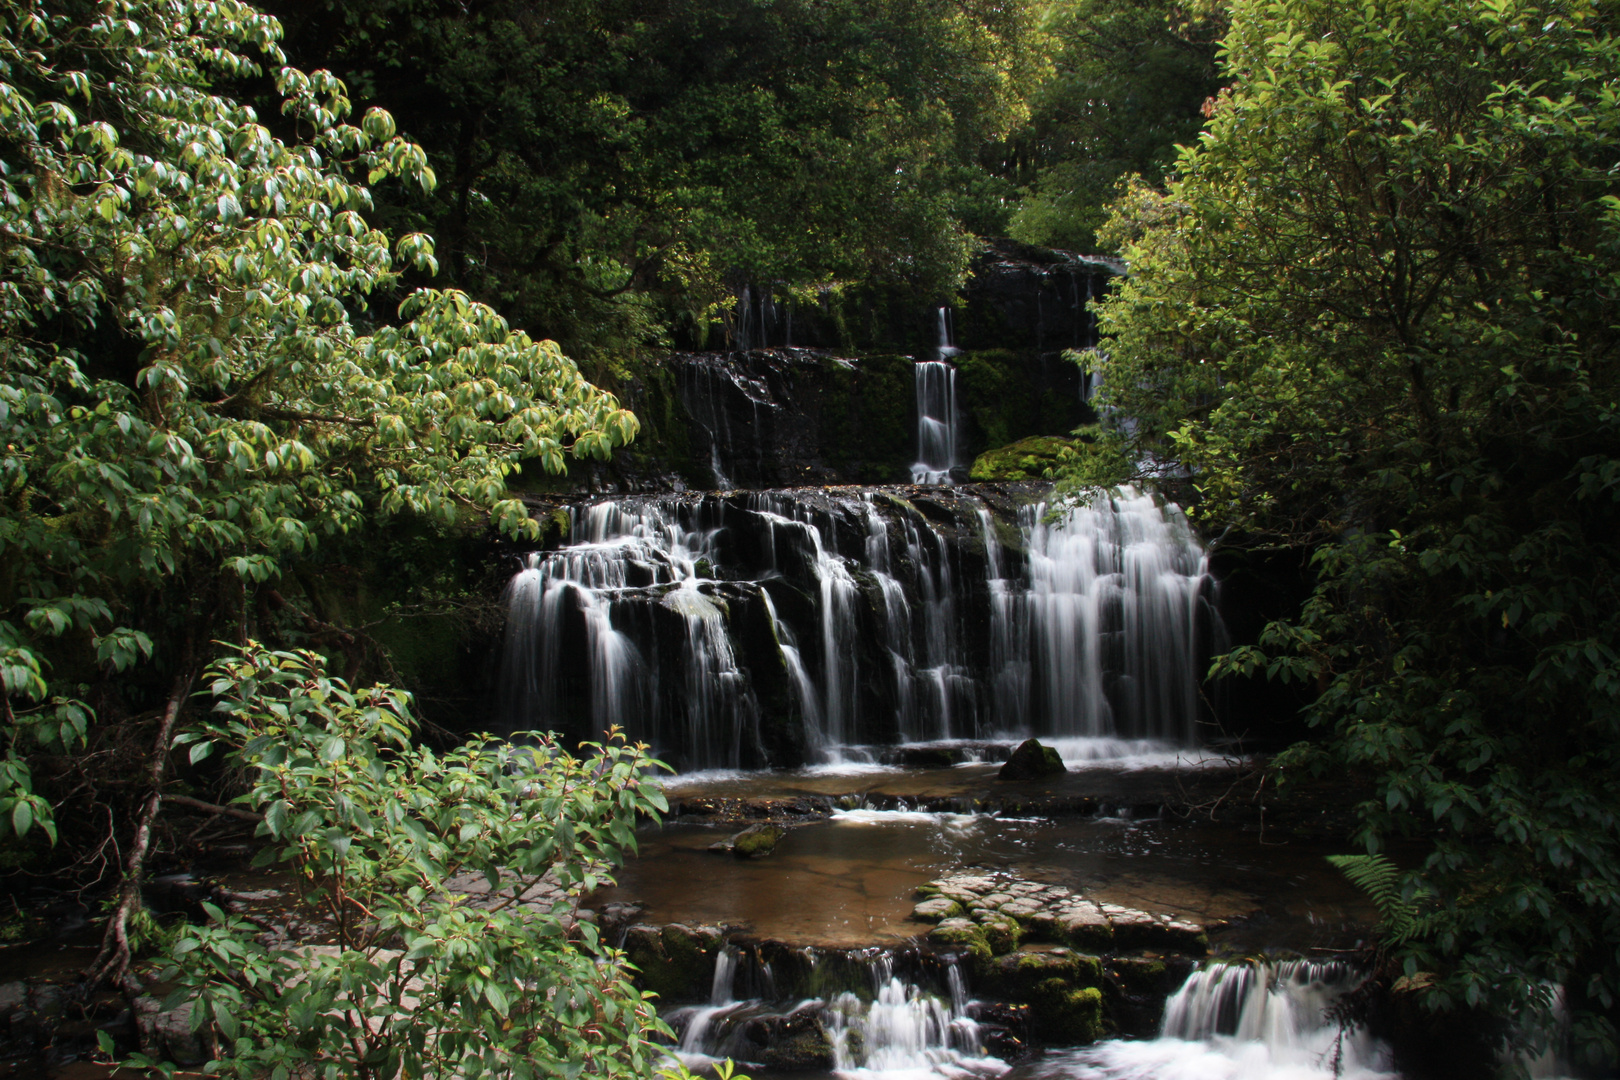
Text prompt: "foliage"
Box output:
[[1003, 0, 1225, 252], [1325, 853, 1425, 945], [264, 0, 1041, 359], [0, 0, 638, 849], [1072, 0, 1620, 1062], [113, 643, 670, 1079]]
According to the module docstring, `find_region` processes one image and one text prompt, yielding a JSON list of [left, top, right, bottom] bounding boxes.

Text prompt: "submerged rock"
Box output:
[[999, 738, 1067, 781], [718, 823, 786, 858]]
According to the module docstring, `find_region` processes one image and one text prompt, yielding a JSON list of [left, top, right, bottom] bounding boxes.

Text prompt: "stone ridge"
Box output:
[[915, 872, 1209, 956]]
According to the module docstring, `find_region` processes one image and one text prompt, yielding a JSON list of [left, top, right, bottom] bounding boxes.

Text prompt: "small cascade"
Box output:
[[669, 948, 1004, 1079], [912, 306, 961, 485], [827, 955, 987, 1074], [1043, 959, 1397, 1080], [496, 486, 1224, 770]]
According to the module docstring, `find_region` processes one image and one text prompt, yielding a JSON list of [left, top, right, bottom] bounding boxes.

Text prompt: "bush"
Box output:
[[114, 643, 670, 1080]]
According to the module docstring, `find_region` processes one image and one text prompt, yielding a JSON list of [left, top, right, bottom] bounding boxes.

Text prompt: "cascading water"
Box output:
[[496, 486, 1223, 770], [912, 307, 961, 485], [1025, 488, 1223, 744], [668, 949, 1004, 1079], [1035, 960, 1397, 1080]]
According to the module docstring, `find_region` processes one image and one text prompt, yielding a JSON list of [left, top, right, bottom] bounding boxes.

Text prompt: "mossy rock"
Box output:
[[969, 435, 1077, 481], [979, 915, 1022, 955], [731, 823, 786, 858], [757, 1015, 836, 1071], [621, 923, 719, 1002], [976, 950, 1105, 1042], [1109, 956, 1190, 997], [1030, 980, 1104, 1043], [913, 896, 964, 921], [928, 918, 992, 967], [999, 738, 1067, 781]]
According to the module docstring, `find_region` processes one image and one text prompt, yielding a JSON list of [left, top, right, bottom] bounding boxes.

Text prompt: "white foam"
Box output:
[[1033, 1034, 1396, 1080], [1044, 737, 1236, 771], [831, 809, 985, 831]]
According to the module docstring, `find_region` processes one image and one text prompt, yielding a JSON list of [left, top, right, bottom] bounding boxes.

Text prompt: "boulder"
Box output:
[[754, 1013, 836, 1071], [999, 739, 1067, 781], [135, 997, 212, 1067], [732, 823, 787, 858]]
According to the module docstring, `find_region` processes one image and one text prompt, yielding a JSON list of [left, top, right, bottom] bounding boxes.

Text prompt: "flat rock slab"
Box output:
[[917, 871, 1208, 956]]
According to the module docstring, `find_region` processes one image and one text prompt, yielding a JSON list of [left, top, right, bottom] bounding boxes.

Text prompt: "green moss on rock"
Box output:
[[731, 823, 786, 858], [969, 435, 1077, 481]]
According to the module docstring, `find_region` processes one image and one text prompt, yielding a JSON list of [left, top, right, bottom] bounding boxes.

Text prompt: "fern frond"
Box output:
[[1327, 853, 1421, 942]]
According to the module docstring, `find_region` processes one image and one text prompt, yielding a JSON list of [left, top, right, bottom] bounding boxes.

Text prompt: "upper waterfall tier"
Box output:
[[496, 484, 1224, 771]]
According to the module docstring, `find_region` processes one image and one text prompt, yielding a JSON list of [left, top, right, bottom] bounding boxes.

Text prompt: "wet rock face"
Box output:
[[621, 923, 724, 1003], [958, 240, 1121, 354], [999, 738, 1068, 782], [753, 1012, 837, 1071]]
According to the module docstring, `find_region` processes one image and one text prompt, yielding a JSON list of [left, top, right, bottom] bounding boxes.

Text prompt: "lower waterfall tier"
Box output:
[[496, 483, 1225, 771]]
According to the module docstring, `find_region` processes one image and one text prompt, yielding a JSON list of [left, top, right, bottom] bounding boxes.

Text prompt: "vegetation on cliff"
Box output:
[[1068, 0, 1620, 1062]]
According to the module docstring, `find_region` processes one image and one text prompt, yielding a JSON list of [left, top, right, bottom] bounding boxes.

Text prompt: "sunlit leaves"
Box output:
[[0, 0, 640, 844]]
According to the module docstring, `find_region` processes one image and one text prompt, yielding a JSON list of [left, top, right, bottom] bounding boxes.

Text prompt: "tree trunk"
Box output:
[[85, 657, 199, 990]]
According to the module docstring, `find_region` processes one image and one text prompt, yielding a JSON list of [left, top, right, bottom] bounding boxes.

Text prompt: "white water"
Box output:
[[1025, 488, 1222, 743], [1039, 960, 1398, 1080], [673, 950, 1003, 1080], [912, 307, 960, 485], [497, 486, 1222, 769], [830, 808, 986, 832]]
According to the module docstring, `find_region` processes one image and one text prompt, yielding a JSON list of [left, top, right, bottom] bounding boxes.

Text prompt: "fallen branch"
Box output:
[[164, 794, 264, 823]]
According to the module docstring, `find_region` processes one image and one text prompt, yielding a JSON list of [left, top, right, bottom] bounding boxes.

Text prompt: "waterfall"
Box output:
[[911, 306, 961, 485], [1026, 487, 1221, 746], [912, 361, 959, 485], [496, 486, 1223, 770], [1045, 959, 1397, 1080], [826, 957, 985, 1073], [668, 949, 1003, 1078]]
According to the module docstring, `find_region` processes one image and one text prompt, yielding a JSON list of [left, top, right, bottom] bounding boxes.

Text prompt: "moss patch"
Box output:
[[970, 436, 1076, 481]]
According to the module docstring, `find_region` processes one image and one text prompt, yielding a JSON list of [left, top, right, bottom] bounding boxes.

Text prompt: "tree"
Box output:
[[1003, 0, 1225, 253], [1071, 0, 1620, 1063], [262, 0, 1040, 358], [118, 644, 669, 1080], [0, 0, 637, 982]]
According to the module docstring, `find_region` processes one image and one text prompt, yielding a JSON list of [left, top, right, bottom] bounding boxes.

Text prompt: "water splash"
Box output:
[[670, 950, 1003, 1080], [1036, 959, 1397, 1080]]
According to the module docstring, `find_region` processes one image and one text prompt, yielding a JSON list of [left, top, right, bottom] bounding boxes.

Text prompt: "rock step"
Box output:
[[915, 871, 1208, 956]]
